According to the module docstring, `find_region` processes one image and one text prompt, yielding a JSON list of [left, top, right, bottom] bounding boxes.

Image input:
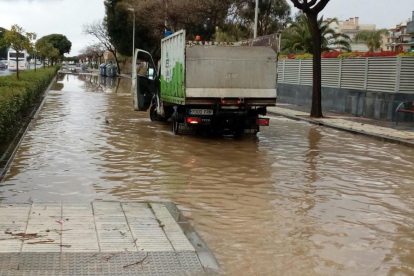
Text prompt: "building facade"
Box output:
[[386, 11, 414, 52], [326, 17, 377, 52]]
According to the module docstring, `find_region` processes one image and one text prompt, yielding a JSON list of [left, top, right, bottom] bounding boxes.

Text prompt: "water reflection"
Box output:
[[1, 74, 414, 275], [305, 127, 322, 183], [51, 73, 123, 94]]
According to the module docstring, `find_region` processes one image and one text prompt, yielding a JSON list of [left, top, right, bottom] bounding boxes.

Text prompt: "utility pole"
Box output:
[[254, 0, 259, 38], [164, 0, 168, 32], [127, 8, 135, 62]]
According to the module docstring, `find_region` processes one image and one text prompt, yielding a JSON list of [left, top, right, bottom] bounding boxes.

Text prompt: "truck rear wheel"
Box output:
[[171, 113, 179, 135], [234, 128, 244, 138]]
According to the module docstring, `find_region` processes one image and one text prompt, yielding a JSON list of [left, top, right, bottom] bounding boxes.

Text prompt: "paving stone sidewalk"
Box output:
[[0, 201, 214, 276]]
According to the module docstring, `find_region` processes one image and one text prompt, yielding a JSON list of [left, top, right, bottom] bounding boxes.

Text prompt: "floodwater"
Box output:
[[1, 73, 414, 276]]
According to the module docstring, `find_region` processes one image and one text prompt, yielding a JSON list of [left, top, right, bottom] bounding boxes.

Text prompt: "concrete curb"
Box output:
[[268, 109, 414, 148]]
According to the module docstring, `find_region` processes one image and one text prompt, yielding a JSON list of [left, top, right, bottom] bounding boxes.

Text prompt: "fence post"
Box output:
[[338, 59, 342, 88], [395, 56, 402, 93], [282, 59, 285, 83], [363, 58, 369, 90], [298, 59, 302, 85]]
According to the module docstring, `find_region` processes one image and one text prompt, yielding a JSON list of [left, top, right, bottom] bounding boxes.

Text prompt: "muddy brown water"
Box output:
[[1, 74, 414, 276]]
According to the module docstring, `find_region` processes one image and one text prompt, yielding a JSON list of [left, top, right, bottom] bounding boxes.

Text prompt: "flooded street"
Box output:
[[2, 74, 414, 275]]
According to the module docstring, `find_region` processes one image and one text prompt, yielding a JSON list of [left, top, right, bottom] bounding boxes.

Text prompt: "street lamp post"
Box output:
[[127, 8, 135, 63], [254, 0, 258, 38]]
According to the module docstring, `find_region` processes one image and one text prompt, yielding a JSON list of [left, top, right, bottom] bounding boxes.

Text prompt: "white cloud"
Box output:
[[0, 0, 105, 55], [287, 0, 414, 29], [0, 0, 412, 55]]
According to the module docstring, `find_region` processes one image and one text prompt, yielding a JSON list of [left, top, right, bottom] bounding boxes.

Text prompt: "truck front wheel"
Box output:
[[150, 105, 158, 121]]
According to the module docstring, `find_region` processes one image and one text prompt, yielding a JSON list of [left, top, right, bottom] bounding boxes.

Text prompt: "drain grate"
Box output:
[[0, 252, 204, 276]]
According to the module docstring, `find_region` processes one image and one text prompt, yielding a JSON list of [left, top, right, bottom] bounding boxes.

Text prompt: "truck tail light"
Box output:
[[221, 99, 242, 105], [256, 118, 270, 126], [186, 117, 201, 124]]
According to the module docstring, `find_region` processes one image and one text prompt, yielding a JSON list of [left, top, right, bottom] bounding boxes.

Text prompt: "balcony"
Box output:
[[389, 31, 402, 38]]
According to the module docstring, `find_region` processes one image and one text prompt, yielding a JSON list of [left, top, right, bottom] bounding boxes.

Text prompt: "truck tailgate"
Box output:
[[185, 46, 277, 99]]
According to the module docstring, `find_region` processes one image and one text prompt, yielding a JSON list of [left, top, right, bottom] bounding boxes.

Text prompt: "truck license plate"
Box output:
[[189, 109, 213, 115]]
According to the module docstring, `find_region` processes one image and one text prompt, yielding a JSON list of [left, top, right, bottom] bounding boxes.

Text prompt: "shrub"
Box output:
[[338, 52, 361, 59], [398, 52, 414, 57], [294, 53, 313, 59], [0, 66, 59, 142], [321, 51, 343, 58]]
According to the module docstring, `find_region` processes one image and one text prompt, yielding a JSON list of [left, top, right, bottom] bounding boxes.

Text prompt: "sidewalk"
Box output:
[[0, 201, 217, 275], [268, 104, 414, 147]]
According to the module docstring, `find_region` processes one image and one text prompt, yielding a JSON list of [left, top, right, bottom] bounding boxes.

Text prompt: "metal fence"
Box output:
[[277, 57, 414, 93]]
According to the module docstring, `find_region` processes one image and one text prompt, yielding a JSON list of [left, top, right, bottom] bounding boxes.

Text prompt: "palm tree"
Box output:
[[354, 29, 389, 52], [282, 14, 351, 54]]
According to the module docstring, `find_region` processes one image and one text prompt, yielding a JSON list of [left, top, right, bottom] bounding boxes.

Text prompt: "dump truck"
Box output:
[[131, 30, 280, 136]]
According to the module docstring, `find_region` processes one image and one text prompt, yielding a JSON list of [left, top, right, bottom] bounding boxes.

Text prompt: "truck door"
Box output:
[[132, 49, 158, 111]]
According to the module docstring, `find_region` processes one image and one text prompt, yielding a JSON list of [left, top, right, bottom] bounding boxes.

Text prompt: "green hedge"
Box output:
[[0, 66, 60, 142]]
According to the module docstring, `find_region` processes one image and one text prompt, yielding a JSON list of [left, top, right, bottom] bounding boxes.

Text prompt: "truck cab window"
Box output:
[[136, 52, 156, 80]]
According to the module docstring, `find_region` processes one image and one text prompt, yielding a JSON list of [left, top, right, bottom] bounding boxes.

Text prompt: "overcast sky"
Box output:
[[0, 0, 413, 55]]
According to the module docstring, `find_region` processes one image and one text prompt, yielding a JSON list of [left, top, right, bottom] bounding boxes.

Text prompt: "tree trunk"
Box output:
[[16, 55, 19, 80], [307, 13, 323, 118], [113, 51, 121, 74]]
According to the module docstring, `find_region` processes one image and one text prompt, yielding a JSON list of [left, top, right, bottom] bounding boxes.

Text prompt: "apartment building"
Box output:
[[386, 11, 414, 52], [326, 17, 376, 52]]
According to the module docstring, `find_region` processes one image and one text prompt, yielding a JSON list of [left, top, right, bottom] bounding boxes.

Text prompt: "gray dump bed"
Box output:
[[160, 30, 279, 105], [185, 46, 278, 99]]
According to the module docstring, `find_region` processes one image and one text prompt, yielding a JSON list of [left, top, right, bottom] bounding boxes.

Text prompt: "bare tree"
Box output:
[[79, 46, 94, 68], [80, 43, 105, 68], [89, 43, 105, 65], [128, 0, 233, 39], [83, 21, 120, 74], [290, 0, 330, 118]]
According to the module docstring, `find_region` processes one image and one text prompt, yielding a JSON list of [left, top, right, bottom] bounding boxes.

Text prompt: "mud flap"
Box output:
[[178, 123, 196, 135]]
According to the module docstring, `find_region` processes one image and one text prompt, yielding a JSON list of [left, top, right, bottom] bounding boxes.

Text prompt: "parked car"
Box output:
[[0, 60, 7, 69]]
